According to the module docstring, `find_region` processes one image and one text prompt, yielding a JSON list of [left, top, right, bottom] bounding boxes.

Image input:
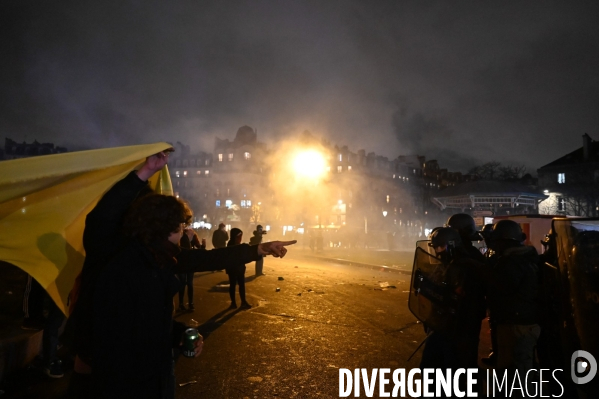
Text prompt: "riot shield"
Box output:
[[552, 218, 599, 396], [408, 240, 459, 333]]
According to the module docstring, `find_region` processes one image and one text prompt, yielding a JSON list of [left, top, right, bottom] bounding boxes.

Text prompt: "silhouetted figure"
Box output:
[[211, 223, 228, 249], [226, 228, 251, 309], [249, 225, 266, 276], [178, 228, 203, 311]]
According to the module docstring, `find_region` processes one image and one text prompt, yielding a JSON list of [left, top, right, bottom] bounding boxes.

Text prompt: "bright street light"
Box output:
[[293, 150, 327, 179]]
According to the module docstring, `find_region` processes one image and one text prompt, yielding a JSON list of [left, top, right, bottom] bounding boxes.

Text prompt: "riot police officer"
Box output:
[[484, 220, 540, 376], [420, 228, 486, 373], [446, 213, 485, 262]]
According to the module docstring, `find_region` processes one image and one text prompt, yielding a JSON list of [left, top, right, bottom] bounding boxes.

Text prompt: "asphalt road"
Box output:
[[173, 253, 426, 398]]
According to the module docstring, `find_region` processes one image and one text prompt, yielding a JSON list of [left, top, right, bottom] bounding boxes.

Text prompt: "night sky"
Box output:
[[1, 1, 598, 172]]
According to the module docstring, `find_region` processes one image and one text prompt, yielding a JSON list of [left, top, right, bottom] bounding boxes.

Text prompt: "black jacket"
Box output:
[[211, 229, 228, 249], [486, 245, 540, 325], [65, 171, 148, 361], [93, 239, 261, 398]]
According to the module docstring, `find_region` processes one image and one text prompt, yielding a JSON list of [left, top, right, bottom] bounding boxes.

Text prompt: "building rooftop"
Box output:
[[539, 133, 599, 169]]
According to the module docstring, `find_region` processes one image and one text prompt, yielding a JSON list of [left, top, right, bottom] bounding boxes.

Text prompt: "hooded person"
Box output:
[[226, 228, 252, 309]]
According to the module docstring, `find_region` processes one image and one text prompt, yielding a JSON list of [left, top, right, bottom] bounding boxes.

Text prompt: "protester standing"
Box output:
[[211, 223, 228, 249], [226, 228, 251, 309], [177, 228, 203, 311], [249, 225, 266, 276], [93, 194, 295, 398]]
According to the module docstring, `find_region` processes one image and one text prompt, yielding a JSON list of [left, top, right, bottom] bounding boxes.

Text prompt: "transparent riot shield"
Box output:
[[408, 240, 459, 333], [552, 218, 599, 395]]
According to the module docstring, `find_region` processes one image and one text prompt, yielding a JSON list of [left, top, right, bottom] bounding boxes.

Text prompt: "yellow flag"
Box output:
[[0, 143, 173, 315]]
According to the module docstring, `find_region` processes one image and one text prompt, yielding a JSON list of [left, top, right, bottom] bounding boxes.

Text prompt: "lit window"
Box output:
[[338, 154, 342, 162], [558, 173, 565, 184], [244, 152, 251, 160], [218, 154, 223, 162], [205, 159, 210, 165], [196, 171, 201, 175], [216, 189, 220, 196], [205, 170, 209, 175], [183, 171, 187, 176], [247, 200, 252, 206], [393, 174, 395, 179], [337, 166, 342, 173], [216, 200, 221, 207], [175, 171, 180, 177], [557, 196, 565, 211], [228, 153, 233, 161], [348, 165, 352, 171], [225, 199, 232, 208], [327, 166, 331, 172], [386, 195, 390, 203], [241, 200, 246, 207]]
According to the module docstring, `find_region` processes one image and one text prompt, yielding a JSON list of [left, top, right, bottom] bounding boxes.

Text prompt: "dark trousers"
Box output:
[[228, 266, 246, 303], [23, 274, 44, 320], [177, 272, 194, 305], [43, 295, 66, 364], [24, 275, 65, 365], [255, 256, 264, 275]]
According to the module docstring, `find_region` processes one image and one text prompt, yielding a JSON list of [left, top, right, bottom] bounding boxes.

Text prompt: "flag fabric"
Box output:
[[0, 143, 173, 315]]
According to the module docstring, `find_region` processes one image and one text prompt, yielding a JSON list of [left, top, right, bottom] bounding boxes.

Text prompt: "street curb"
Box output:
[[300, 254, 412, 275]]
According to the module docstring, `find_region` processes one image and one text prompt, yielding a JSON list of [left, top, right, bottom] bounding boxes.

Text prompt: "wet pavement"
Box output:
[[173, 254, 424, 398], [1, 250, 492, 398]]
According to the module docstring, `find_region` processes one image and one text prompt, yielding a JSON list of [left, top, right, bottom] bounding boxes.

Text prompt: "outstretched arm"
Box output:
[[257, 240, 297, 258], [175, 240, 297, 273]]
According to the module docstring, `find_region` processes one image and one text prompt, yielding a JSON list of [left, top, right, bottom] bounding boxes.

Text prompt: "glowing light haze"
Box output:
[[293, 150, 327, 180]]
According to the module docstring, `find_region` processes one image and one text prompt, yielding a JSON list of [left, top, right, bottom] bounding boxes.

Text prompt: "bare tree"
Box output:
[[468, 162, 527, 181], [559, 166, 599, 217]]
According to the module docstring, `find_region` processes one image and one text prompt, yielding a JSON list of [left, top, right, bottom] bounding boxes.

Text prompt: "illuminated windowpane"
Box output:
[[557, 173, 565, 184], [218, 154, 223, 162]]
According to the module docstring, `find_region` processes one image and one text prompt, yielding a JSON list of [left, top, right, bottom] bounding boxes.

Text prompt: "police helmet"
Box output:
[[446, 213, 478, 240], [429, 227, 462, 249], [480, 224, 494, 239], [490, 220, 526, 242]]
